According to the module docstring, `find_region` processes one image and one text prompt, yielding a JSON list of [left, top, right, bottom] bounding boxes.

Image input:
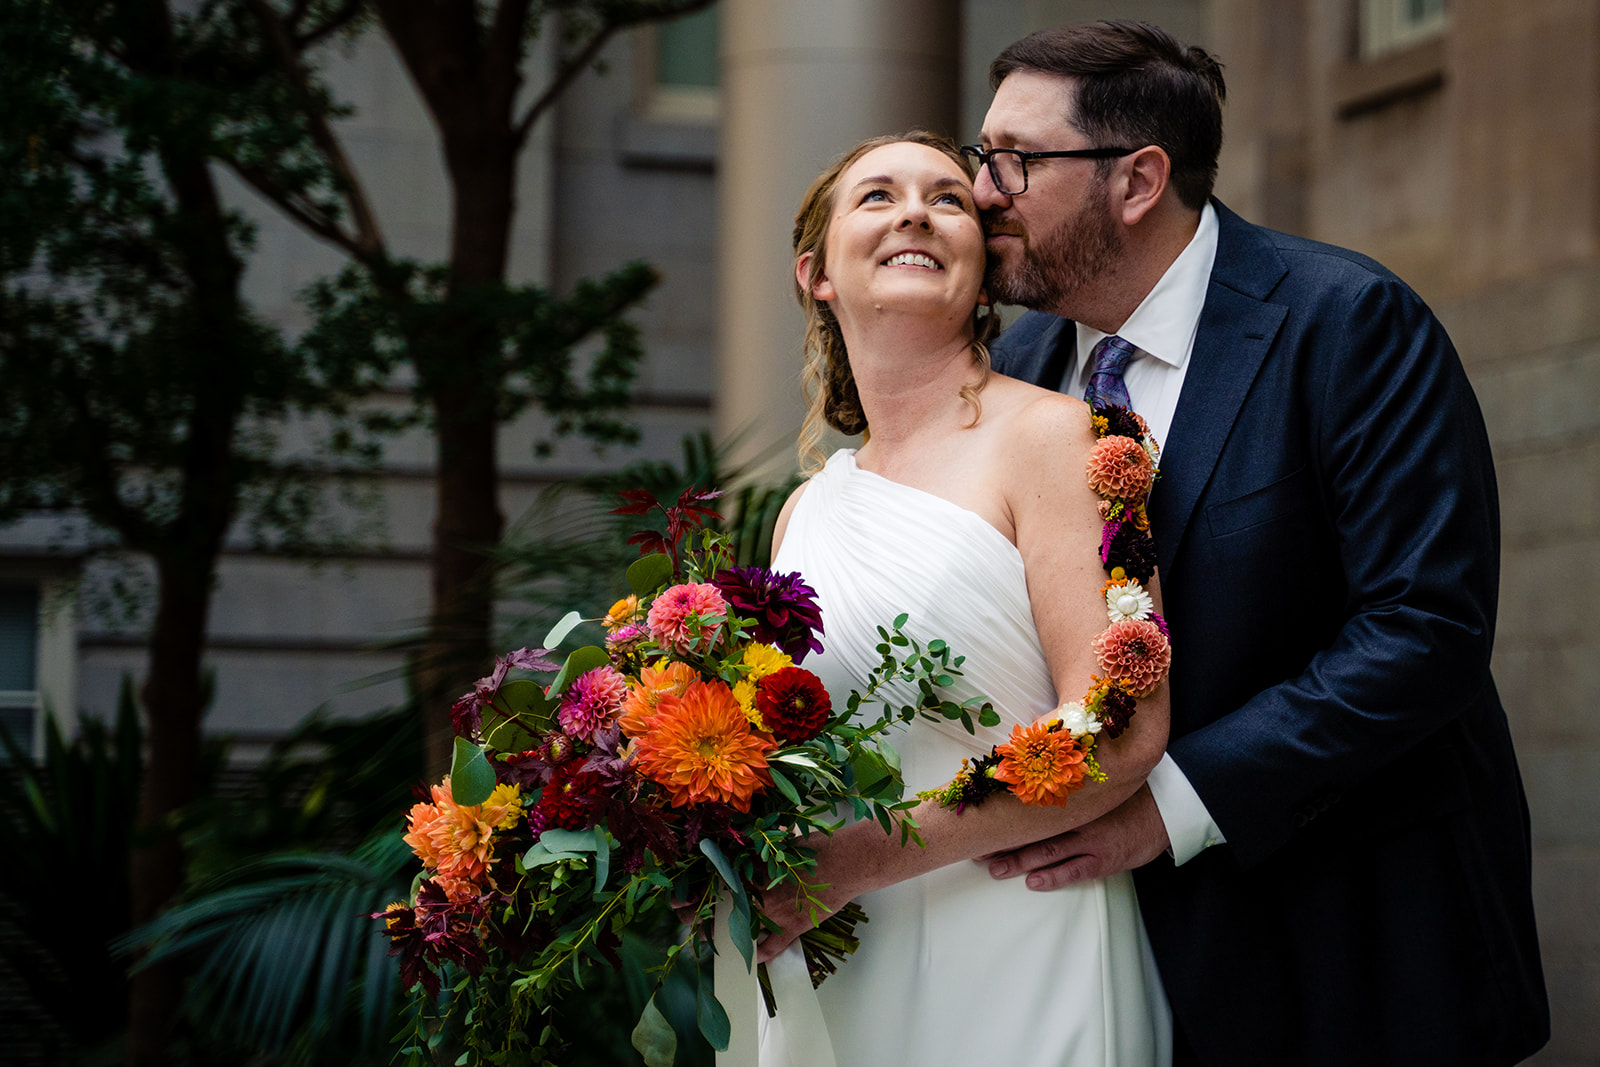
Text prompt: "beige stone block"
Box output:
[[1475, 345, 1600, 450], [1522, 748, 1600, 847], [1497, 439, 1600, 542], [1493, 643, 1600, 745], [1529, 846, 1600, 1065], [1440, 263, 1600, 371], [1497, 540, 1600, 641]]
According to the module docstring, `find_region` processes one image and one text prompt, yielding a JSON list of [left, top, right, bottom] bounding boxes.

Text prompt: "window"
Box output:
[[638, 3, 719, 122], [1362, 0, 1449, 59], [0, 584, 40, 758]]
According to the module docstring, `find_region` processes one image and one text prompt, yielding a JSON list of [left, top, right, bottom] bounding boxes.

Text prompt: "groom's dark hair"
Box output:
[[991, 20, 1226, 210]]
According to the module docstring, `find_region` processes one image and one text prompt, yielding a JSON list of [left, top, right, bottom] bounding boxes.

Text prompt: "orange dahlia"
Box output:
[[617, 661, 700, 738], [630, 680, 774, 811], [1091, 618, 1172, 698], [992, 718, 1089, 807], [1085, 435, 1155, 502], [403, 778, 523, 884]]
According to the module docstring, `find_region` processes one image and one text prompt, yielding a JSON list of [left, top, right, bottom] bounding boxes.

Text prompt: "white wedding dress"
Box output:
[[761, 449, 1170, 1067]]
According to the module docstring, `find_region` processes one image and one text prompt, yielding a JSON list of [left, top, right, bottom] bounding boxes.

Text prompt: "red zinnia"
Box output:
[[755, 666, 832, 744]]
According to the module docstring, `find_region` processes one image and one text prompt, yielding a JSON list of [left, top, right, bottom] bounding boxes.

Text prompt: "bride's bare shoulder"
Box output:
[[769, 479, 811, 564], [987, 375, 1097, 465]]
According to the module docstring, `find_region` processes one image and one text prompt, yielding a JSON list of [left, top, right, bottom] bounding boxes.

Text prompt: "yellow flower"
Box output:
[[604, 594, 641, 632], [740, 642, 793, 681], [731, 678, 766, 730]]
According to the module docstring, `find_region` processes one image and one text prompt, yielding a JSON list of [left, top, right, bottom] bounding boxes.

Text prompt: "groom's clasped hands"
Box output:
[[980, 783, 1170, 891]]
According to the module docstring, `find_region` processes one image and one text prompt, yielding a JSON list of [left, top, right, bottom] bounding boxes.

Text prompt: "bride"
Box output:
[[754, 132, 1172, 1066]]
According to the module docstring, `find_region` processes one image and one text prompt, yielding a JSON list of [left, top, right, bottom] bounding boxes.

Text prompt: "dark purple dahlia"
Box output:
[[711, 566, 825, 662], [1101, 520, 1158, 583], [1092, 403, 1147, 442]]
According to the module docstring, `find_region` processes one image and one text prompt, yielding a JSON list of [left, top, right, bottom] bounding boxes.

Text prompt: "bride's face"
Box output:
[[801, 142, 987, 333]]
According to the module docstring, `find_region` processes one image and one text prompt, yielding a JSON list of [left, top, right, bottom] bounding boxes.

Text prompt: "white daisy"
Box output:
[[1105, 580, 1155, 623], [1056, 700, 1102, 739]]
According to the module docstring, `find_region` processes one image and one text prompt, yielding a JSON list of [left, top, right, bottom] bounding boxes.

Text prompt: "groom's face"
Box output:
[[975, 71, 1122, 318]]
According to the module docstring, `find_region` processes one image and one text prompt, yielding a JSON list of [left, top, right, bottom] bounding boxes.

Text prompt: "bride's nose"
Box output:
[[896, 203, 933, 231]]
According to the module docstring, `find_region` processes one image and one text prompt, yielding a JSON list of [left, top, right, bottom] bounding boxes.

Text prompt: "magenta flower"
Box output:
[[712, 566, 825, 662], [558, 664, 630, 740]]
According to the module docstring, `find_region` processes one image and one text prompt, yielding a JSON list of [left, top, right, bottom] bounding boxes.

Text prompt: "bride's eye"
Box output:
[[861, 188, 890, 203], [934, 191, 970, 208]]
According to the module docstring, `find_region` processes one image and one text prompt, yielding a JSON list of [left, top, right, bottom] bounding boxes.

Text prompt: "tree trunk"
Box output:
[[415, 81, 522, 778], [126, 555, 214, 1066]]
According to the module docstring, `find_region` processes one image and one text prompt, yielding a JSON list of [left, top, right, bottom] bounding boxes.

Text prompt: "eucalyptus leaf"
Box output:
[[592, 826, 611, 896], [696, 983, 732, 1052], [542, 609, 585, 649], [767, 765, 802, 807], [548, 645, 611, 697], [699, 838, 754, 970], [539, 828, 600, 854], [448, 737, 496, 806], [627, 553, 674, 595], [630, 995, 677, 1067]]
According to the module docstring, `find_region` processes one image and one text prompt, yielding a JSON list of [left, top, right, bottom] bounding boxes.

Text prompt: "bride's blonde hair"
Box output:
[[792, 131, 1002, 471]]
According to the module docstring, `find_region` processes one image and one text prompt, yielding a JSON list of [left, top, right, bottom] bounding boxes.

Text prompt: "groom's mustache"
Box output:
[[981, 211, 1024, 238]]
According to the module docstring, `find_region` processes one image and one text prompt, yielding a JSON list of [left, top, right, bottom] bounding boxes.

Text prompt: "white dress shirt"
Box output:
[[1067, 202, 1226, 865]]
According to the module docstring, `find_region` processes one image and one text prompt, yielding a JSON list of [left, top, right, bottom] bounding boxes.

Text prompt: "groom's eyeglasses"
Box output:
[[960, 144, 1140, 196]]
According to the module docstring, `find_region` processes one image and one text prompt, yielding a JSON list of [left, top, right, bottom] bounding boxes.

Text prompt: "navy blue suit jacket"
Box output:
[[990, 201, 1548, 1065]]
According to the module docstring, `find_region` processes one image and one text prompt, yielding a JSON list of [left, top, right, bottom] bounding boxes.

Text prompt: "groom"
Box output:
[[977, 20, 1548, 1066]]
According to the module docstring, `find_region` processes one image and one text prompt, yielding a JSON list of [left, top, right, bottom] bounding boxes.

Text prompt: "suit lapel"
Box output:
[[1150, 203, 1289, 578]]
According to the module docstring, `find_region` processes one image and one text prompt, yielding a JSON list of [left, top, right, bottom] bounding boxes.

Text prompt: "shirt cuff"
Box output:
[[1147, 753, 1226, 866]]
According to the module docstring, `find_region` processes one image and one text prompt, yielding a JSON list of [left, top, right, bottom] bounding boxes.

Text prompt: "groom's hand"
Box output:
[[981, 784, 1170, 891]]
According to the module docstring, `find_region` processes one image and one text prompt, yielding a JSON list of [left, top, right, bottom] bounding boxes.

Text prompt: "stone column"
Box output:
[[714, 0, 961, 479]]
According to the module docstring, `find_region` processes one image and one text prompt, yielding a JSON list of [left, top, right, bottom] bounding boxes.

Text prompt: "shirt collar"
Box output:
[[1076, 200, 1219, 370]]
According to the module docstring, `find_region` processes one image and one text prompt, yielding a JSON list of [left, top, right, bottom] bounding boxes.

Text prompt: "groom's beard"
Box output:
[[983, 180, 1121, 315]]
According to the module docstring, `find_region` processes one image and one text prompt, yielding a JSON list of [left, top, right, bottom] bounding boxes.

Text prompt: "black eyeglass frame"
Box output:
[[960, 144, 1140, 195]]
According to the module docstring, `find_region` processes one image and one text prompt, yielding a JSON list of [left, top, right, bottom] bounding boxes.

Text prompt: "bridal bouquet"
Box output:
[[376, 487, 999, 1066]]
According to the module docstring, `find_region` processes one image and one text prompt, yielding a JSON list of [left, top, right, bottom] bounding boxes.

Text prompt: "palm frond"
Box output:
[[118, 831, 414, 1062]]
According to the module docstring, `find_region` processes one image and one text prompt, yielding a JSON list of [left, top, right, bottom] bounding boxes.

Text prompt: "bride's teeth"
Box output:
[[886, 253, 940, 269]]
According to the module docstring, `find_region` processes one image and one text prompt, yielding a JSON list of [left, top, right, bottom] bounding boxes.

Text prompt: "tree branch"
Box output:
[[222, 159, 379, 268], [245, 0, 387, 261], [292, 0, 366, 52], [513, 22, 619, 147], [512, 0, 718, 148]]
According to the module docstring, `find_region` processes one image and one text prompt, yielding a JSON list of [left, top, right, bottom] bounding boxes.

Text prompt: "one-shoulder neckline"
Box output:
[[830, 450, 1024, 565]]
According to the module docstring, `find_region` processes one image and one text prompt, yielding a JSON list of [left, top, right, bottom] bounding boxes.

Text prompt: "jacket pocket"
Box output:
[[1206, 464, 1312, 537]]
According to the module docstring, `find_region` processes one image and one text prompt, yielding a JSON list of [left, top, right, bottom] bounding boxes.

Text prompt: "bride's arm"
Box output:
[[756, 395, 1169, 962]]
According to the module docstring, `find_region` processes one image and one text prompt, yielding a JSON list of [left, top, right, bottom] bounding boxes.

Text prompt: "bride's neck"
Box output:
[[845, 324, 981, 450]]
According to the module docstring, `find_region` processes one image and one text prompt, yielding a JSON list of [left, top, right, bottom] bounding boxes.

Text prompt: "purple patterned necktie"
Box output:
[[1084, 334, 1137, 410]]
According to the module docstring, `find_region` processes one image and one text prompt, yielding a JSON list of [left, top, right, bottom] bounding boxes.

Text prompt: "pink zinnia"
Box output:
[[1085, 436, 1155, 502], [1091, 619, 1172, 698], [558, 664, 630, 740], [646, 582, 728, 655]]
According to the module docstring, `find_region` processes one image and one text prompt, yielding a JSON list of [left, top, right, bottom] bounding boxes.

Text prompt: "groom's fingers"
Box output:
[[985, 831, 1082, 880], [1025, 854, 1105, 891]]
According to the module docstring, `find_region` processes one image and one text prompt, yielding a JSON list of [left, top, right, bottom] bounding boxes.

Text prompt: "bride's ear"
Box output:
[[796, 252, 836, 302]]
